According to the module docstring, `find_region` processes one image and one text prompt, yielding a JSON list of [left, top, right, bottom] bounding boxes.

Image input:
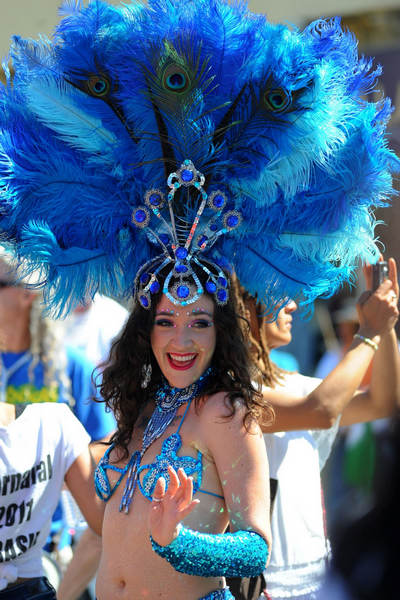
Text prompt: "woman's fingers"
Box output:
[[175, 470, 199, 515], [181, 471, 194, 507], [164, 465, 180, 499], [357, 290, 372, 308], [171, 468, 190, 505], [149, 468, 199, 546], [152, 476, 166, 502], [357, 274, 399, 335], [152, 466, 198, 513], [362, 262, 373, 290], [362, 256, 398, 298], [388, 257, 399, 297]]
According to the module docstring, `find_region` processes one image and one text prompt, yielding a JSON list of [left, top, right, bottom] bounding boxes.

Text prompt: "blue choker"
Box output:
[[119, 367, 212, 513]]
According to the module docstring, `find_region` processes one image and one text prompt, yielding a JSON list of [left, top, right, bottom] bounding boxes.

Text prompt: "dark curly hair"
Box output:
[[97, 266, 274, 457]]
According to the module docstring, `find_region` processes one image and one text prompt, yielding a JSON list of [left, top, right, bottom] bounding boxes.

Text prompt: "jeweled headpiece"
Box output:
[[132, 159, 240, 308], [0, 1, 398, 317]]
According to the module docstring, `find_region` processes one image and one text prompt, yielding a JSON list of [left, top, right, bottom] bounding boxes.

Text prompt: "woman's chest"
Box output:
[[98, 413, 225, 527], [99, 409, 206, 500]]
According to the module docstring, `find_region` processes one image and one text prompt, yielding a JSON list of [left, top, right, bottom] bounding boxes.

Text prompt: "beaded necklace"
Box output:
[[119, 367, 212, 513]]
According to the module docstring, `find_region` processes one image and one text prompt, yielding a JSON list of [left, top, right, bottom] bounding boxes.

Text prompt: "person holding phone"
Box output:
[[232, 258, 400, 600]]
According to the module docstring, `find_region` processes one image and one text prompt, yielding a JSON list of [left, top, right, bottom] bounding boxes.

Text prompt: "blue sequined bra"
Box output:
[[94, 398, 224, 502]]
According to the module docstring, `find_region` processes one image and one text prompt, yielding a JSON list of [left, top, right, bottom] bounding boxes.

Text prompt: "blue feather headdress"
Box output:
[[0, 0, 398, 316]]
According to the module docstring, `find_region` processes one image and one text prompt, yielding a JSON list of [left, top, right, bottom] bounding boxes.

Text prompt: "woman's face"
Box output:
[[0, 259, 35, 318], [261, 300, 297, 349], [150, 294, 216, 388]]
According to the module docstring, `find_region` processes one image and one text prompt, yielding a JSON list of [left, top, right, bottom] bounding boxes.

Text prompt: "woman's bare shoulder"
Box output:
[[198, 391, 248, 427]]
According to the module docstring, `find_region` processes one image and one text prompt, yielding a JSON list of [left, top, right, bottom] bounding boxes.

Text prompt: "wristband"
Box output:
[[354, 333, 379, 352], [150, 525, 268, 577]]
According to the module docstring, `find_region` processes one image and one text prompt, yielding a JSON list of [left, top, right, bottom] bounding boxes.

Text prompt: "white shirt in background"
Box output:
[[0, 404, 90, 578], [63, 295, 128, 367], [263, 372, 340, 600]]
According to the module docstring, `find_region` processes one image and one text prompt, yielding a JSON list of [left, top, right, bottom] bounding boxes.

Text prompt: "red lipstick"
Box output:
[[167, 353, 197, 370]]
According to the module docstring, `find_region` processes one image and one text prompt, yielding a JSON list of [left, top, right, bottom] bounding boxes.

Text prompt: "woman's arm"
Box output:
[[57, 527, 102, 600], [340, 259, 400, 426], [58, 443, 107, 600], [64, 446, 105, 535], [148, 394, 271, 576], [264, 259, 399, 433]]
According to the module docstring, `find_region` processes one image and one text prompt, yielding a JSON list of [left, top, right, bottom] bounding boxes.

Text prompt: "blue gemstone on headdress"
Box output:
[[135, 209, 147, 223], [177, 285, 190, 299], [217, 289, 228, 302], [218, 277, 228, 288], [176, 247, 188, 260], [181, 169, 194, 182], [140, 295, 149, 308], [206, 281, 217, 293], [150, 281, 160, 293], [140, 272, 150, 284], [149, 193, 162, 206], [226, 215, 239, 228], [198, 235, 208, 247], [159, 234, 169, 244], [175, 264, 188, 273], [210, 223, 218, 232], [213, 194, 225, 208]]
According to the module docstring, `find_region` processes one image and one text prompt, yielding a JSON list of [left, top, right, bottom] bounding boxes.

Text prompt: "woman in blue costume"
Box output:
[[93, 262, 272, 599], [0, 0, 399, 598]]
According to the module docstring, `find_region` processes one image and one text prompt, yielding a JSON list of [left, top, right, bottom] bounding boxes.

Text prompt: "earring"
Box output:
[[141, 363, 152, 389]]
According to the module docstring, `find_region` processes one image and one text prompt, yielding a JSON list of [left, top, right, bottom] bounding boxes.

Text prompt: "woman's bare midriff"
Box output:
[[96, 405, 228, 600]]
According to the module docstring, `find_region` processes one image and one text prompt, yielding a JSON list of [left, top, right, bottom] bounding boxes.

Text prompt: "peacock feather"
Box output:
[[0, 0, 398, 315]]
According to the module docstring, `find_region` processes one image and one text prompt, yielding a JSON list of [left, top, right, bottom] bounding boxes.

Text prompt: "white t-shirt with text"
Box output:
[[0, 403, 90, 578]]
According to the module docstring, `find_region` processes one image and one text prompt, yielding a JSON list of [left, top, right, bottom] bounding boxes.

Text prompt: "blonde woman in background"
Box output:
[[0, 251, 115, 440]]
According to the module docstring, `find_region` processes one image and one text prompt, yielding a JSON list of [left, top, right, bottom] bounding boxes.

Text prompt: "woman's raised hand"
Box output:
[[148, 466, 200, 547], [357, 257, 399, 337]]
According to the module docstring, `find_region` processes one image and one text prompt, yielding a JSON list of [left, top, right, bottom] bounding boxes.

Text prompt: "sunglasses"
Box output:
[[0, 280, 23, 289]]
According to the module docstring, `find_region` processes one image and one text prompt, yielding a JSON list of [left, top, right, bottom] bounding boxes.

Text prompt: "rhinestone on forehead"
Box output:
[[132, 160, 241, 309]]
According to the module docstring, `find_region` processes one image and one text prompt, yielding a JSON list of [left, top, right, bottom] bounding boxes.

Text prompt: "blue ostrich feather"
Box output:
[[0, 0, 398, 315]]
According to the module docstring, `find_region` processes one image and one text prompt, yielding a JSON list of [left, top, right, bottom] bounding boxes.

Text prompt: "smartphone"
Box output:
[[372, 261, 389, 291]]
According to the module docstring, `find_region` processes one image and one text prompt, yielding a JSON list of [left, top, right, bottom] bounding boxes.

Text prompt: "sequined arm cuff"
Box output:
[[150, 526, 269, 577]]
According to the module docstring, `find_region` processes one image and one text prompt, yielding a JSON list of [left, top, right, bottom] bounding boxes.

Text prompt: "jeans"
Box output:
[[0, 577, 56, 600]]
